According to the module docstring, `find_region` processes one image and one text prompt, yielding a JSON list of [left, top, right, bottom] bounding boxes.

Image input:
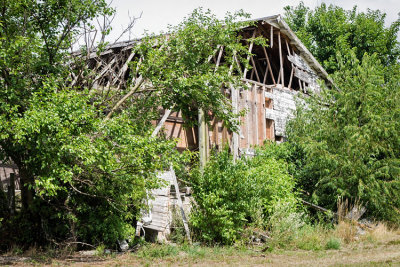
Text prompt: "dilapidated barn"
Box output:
[[69, 14, 330, 158], [0, 14, 331, 241]]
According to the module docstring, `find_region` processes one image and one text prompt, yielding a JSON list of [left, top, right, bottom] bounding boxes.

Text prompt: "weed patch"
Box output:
[[325, 237, 341, 250]]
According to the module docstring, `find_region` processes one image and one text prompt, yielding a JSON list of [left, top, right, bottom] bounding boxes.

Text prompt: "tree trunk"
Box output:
[[18, 165, 34, 210]]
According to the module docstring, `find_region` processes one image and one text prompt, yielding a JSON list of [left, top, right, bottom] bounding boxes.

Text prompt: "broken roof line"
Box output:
[[248, 14, 330, 83], [76, 14, 332, 84]]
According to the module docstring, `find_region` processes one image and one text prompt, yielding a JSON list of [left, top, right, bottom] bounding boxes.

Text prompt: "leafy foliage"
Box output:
[[286, 53, 400, 223], [189, 145, 299, 244], [284, 2, 400, 73]]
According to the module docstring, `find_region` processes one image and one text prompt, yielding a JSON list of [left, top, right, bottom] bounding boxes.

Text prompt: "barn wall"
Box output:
[[160, 83, 302, 155], [265, 86, 298, 137]]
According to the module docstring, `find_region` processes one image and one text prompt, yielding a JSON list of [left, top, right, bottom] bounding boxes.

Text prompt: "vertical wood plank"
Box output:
[[246, 89, 251, 148], [278, 31, 284, 87], [254, 85, 258, 145], [270, 25, 274, 48], [198, 109, 207, 170], [262, 87, 266, 142], [231, 87, 239, 160]]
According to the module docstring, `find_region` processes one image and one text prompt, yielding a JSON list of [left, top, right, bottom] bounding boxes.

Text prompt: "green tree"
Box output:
[[284, 2, 400, 73], [286, 53, 400, 222]]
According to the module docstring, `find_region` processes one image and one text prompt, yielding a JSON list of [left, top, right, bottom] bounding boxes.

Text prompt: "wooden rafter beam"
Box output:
[[262, 46, 276, 85], [112, 51, 136, 86], [250, 56, 261, 82], [243, 29, 257, 79]]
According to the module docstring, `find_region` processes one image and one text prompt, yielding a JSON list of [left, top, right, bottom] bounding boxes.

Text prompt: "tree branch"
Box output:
[[105, 76, 144, 120]]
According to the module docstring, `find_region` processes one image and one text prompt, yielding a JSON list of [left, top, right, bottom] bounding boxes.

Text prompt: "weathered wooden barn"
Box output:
[[72, 14, 330, 158], [1, 14, 330, 241]]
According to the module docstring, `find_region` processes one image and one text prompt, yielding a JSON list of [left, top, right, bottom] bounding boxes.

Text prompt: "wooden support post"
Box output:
[[262, 87, 266, 141], [198, 45, 223, 168], [231, 87, 239, 161], [228, 58, 239, 161], [198, 108, 207, 170], [8, 173, 15, 215], [246, 86, 251, 147], [278, 31, 284, 88], [254, 86, 258, 145], [170, 166, 191, 244], [270, 25, 274, 48]]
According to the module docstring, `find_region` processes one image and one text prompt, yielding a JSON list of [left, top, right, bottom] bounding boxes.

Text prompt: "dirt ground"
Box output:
[[2, 239, 400, 267]]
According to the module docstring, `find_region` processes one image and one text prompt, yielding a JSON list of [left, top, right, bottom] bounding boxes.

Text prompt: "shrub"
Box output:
[[189, 146, 299, 244]]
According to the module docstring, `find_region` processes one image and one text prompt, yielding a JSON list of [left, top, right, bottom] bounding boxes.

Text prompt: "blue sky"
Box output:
[[103, 0, 399, 42]]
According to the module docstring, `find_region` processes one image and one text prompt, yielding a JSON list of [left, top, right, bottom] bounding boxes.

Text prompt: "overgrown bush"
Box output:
[[0, 90, 176, 249], [286, 53, 400, 223], [189, 145, 299, 245]]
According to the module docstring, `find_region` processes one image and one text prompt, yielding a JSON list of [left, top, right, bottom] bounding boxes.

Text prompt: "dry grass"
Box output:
[[5, 239, 400, 267], [362, 222, 400, 245], [333, 197, 399, 244], [334, 221, 358, 243]]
